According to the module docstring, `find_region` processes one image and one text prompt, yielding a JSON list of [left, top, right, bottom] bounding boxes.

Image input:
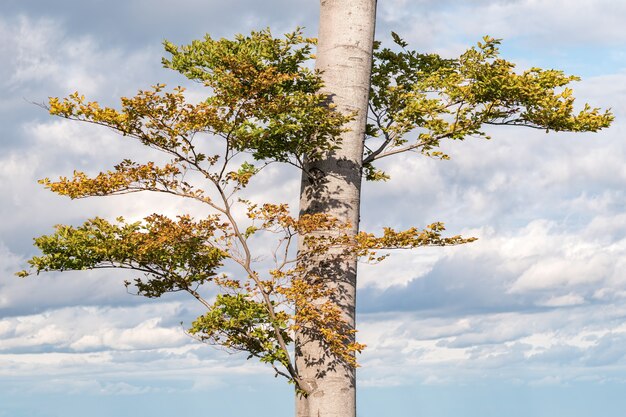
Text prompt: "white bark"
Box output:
[[295, 1, 377, 416]]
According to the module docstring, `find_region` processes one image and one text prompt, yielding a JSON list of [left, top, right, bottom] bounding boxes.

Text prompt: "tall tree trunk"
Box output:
[[295, 1, 377, 416]]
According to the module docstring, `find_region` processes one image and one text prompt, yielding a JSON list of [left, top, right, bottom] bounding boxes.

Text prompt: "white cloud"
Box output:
[[0, 300, 275, 395], [540, 293, 586, 307], [379, 0, 626, 49], [509, 254, 609, 293], [1, 15, 160, 98], [0, 303, 188, 352], [357, 302, 626, 387], [358, 249, 441, 289], [69, 317, 188, 351]]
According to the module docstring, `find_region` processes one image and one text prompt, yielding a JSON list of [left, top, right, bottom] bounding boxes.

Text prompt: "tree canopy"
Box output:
[[19, 29, 611, 393]]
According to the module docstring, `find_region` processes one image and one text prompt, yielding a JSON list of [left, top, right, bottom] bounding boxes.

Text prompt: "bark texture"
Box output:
[[295, 1, 377, 416]]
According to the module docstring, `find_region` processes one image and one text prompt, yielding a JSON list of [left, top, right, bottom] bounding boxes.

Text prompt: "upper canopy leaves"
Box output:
[[364, 35, 613, 179], [162, 28, 350, 163], [46, 30, 611, 182]]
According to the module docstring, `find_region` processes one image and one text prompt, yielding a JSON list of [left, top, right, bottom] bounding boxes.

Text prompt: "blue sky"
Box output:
[[1, 1, 625, 416]]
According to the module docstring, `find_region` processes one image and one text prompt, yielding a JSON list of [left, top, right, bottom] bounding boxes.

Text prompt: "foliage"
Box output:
[[364, 34, 613, 178], [19, 29, 611, 393], [17, 215, 226, 298]]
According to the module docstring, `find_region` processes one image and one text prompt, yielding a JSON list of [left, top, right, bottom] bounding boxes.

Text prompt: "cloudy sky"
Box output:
[[1, 1, 625, 416]]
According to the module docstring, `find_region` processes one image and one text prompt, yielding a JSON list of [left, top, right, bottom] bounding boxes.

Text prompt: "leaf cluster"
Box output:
[[190, 293, 293, 367], [162, 28, 351, 163], [19, 215, 226, 297], [364, 34, 613, 179]]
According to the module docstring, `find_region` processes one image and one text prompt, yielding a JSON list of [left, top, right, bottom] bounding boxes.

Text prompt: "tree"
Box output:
[[19, 20, 611, 417]]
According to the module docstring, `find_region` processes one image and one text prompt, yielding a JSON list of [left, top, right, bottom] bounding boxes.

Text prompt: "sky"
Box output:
[[1, 1, 625, 416]]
